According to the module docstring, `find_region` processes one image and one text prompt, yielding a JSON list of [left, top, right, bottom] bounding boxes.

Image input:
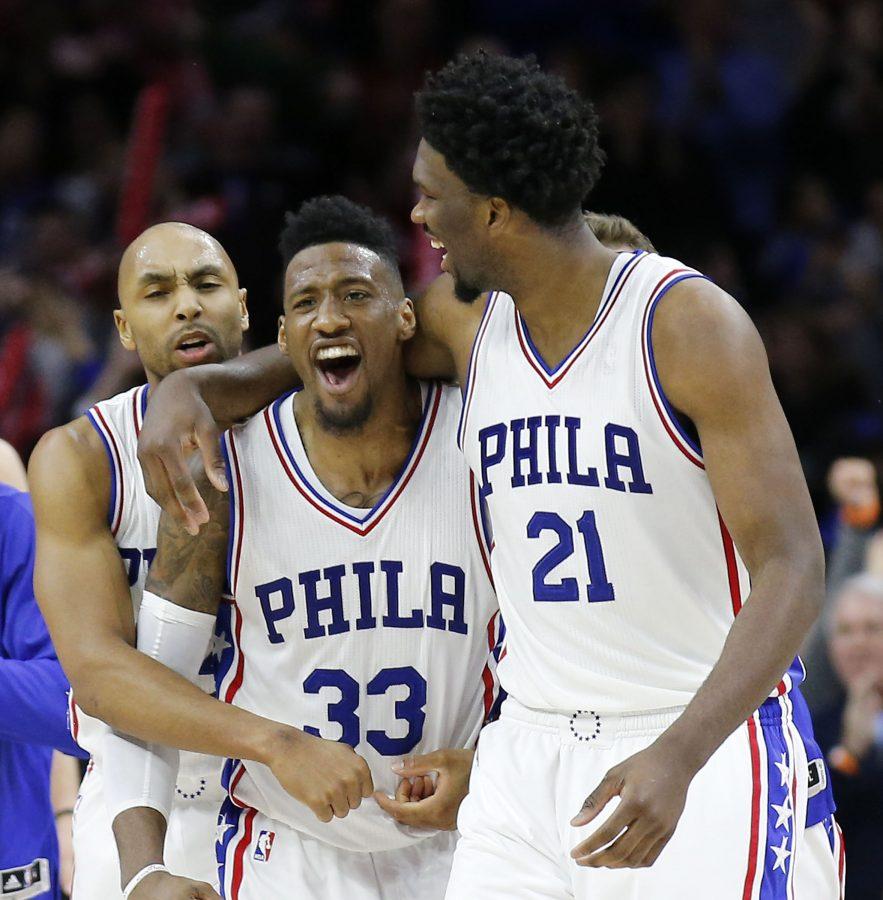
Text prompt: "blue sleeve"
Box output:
[[0, 489, 86, 757]]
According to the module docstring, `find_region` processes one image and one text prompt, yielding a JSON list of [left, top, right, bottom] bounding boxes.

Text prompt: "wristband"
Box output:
[[827, 745, 860, 777], [122, 864, 169, 899], [53, 808, 74, 820]]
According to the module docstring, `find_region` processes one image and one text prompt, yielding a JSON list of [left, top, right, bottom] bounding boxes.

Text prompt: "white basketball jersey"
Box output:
[[81, 384, 223, 788], [218, 382, 500, 852], [459, 250, 802, 714]]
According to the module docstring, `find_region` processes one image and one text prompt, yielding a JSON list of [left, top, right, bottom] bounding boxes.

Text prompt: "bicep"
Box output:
[[655, 284, 822, 572], [30, 431, 135, 681]]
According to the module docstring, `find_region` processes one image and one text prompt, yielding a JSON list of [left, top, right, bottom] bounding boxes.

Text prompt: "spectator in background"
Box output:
[[813, 574, 883, 900], [0, 463, 87, 898]]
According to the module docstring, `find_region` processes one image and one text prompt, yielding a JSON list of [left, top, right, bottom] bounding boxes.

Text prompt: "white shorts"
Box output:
[[217, 802, 458, 900], [446, 696, 841, 899], [71, 759, 221, 898]]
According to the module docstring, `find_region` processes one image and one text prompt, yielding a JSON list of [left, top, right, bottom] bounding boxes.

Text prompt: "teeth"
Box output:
[[430, 239, 445, 250], [316, 345, 359, 361]]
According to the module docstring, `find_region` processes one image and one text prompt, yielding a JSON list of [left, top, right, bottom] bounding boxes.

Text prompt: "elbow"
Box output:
[[793, 537, 826, 630], [64, 649, 126, 721]]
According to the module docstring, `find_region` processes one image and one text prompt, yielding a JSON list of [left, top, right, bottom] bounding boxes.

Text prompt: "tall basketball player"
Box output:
[[108, 196, 499, 900], [28, 223, 321, 899], [404, 52, 841, 898], [132, 55, 843, 898]]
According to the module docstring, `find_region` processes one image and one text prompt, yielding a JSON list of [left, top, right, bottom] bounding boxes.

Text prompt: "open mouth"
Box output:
[[426, 232, 449, 272], [174, 333, 217, 364], [315, 344, 363, 392]]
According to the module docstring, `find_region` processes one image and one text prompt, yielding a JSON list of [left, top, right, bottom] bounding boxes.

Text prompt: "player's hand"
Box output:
[[267, 727, 374, 823], [373, 748, 473, 830], [137, 368, 227, 535], [569, 740, 695, 869], [841, 671, 883, 759], [130, 870, 221, 899]]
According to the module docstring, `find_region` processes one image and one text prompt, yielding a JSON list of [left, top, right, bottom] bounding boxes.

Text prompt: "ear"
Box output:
[[398, 297, 417, 342], [486, 196, 511, 235], [277, 315, 288, 354], [239, 288, 250, 332], [113, 309, 136, 351]]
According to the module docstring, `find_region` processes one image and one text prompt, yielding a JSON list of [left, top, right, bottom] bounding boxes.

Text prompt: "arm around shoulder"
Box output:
[[405, 275, 487, 381]]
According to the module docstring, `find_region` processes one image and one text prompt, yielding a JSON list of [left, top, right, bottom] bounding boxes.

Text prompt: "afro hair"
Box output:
[[416, 51, 605, 227], [279, 195, 399, 270]]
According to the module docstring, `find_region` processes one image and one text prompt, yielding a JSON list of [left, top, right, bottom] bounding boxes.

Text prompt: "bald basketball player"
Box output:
[[28, 223, 290, 899]]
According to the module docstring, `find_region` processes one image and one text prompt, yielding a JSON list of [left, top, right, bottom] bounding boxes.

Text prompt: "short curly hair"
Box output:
[[416, 51, 605, 227], [279, 195, 399, 270]]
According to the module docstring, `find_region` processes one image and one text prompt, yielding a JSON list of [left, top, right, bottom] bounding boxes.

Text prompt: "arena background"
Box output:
[[1, 1, 881, 897]]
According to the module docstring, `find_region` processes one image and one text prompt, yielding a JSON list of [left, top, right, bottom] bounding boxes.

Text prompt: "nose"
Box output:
[[174, 286, 203, 322], [410, 198, 426, 225], [312, 295, 349, 334]]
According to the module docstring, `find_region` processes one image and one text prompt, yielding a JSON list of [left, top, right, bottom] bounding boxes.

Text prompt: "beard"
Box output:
[[314, 393, 374, 435], [452, 274, 483, 304]]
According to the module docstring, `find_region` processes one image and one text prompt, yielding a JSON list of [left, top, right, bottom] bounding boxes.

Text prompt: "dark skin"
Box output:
[[119, 242, 476, 897], [137, 166, 824, 871]]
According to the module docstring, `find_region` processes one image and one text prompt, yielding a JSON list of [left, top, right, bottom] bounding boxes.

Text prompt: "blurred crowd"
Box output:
[[1, 1, 882, 896], [1, 0, 882, 513]]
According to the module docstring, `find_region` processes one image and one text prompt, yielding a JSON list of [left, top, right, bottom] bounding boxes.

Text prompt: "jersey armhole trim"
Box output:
[[85, 407, 123, 535], [641, 271, 708, 468], [469, 471, 494, 586], [221, 430, 245, 597], [457, 292, 498, 450]]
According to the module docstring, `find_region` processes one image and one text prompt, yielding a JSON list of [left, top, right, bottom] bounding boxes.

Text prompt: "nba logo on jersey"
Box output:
[[254, 831, 275, 862]]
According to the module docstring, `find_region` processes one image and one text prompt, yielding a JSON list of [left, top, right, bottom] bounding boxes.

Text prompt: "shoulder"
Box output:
[[28, 417, 110, 522], [650, 276, 769, 416]]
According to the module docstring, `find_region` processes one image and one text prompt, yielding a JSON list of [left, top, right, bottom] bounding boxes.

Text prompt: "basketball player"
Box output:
[[404, 52, 838, 898], [132, 55, 842, 898], [107, 196, 499, 900], [28, 222, 312, 898]]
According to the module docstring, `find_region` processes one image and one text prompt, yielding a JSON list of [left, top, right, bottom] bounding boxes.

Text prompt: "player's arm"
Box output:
[[110, 462, 373, 894], [403, 274, 483, 381], [571, 278, 825, 868], [29, 422, 295, 763], [137, 345, 299, 533]]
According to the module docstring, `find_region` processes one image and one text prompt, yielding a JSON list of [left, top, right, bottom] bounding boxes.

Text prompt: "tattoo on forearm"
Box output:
[[146, 476, 229, 613]]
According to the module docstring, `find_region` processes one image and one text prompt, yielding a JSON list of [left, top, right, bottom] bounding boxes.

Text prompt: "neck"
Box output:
[[500, 221, 619, 367], [294, 374, 423, 509]]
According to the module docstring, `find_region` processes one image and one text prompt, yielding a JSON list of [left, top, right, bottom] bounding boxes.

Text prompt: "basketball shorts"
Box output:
[[217, 801, 458, 900], [446, 696, 842, 899], [71, 758, 221, 898]]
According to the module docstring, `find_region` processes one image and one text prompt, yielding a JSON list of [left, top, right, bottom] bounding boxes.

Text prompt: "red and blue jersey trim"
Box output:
[[86, 405, 124, 535], [132, 384, 148, 437], [457, 291, 500, 450], [480, 611, 506, 723], [640, 269, 708, 468], [221, 431, 246, 598], [515, 249, 648, 390], [266, 383, 442, 537]]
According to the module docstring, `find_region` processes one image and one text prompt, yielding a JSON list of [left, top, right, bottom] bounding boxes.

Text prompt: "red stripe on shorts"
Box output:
[[231, 807, 257, 899], [742, 714, 762, 900]]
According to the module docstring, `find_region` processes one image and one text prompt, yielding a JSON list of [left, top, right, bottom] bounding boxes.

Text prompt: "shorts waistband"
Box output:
[[500, 696, 686, 744]]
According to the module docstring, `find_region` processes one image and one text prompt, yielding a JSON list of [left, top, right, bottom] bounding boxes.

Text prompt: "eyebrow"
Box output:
[[138, 264, 225, 286], [288, 276, 375, 297]]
